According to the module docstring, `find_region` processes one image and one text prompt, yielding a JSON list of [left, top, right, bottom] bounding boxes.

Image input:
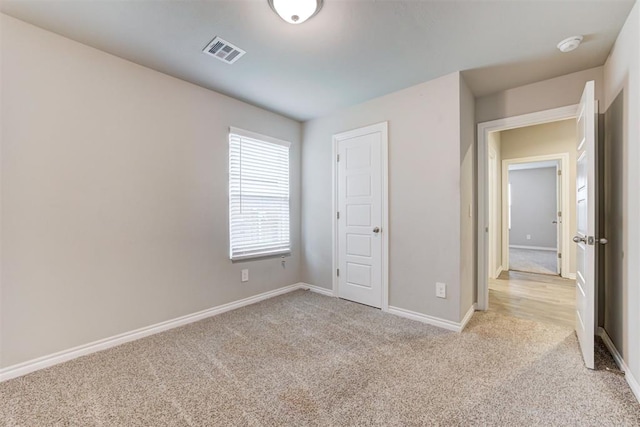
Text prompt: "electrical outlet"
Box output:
[[526, 234, 531, 240], [241, 269, 249, 282], [436, 282, 446, 299]]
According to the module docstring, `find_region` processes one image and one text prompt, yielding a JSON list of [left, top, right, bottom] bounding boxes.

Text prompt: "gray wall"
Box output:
[[602, 1, 640, 384], [603, 91, 624, 351], [459, 77, 476, 313], [508, 167, 558, 248], [1, 15, 302, 368], [302, 72, 469, 323], [475, 66, 604, 123]]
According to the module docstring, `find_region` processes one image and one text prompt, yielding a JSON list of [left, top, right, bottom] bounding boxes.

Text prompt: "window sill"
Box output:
[[230, 250, 291, 262]]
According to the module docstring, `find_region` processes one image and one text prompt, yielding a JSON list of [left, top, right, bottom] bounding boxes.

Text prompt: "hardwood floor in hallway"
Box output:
[[489, 270, 576, 329]]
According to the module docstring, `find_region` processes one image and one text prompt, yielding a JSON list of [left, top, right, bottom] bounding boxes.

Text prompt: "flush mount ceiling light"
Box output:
[[557, 36, 583, 53], [268, 0, 323, 24]]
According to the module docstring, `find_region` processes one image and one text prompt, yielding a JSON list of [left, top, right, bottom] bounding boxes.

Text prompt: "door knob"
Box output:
[[373, 227, 380, 234], [597, 237, 608, 245], [573, 236, 587, 244], [552, 220, 558, 224]]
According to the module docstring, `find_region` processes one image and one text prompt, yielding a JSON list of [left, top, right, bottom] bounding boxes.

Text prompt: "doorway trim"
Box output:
[[501, 154, 571, 278], [331, 122, 390, 311], [477, 105, 578, 310], [488, 147, 500, 279]]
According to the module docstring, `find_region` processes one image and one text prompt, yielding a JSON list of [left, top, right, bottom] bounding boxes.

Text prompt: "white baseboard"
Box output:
[[460, 304, 477, 332], [565, 273, 577, 280], [509, 245, 557, 251], [0, 283, 306, 382], [387, 305, 475, 333], [598, 327, 640, 403], [598, 327, 625, 371], [298, 282, 335, 297], [301, 282, 478, 333], [494, 265, 503, 278], [628, 369, 640, 404]]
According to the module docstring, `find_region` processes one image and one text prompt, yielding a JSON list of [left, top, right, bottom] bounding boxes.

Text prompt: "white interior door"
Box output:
[[556, 163, 562, 275], [574, 80, 597, 369], [335, 123, 386, 308]]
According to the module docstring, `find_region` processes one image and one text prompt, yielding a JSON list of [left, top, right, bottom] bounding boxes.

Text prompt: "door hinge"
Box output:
[[337, 211, 340, 219], [558, 169, 562, 176], [337, 268, 340, 277], [558, 211, 562, 217], [558, 252, 562, 259], [337, 154, 340, 162]]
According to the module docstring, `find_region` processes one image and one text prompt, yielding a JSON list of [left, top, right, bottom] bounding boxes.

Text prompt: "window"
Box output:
[[229, 127, 290, 260]]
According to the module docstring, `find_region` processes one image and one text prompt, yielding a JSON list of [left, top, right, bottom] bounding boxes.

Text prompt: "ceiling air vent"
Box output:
[[202, 36, 246, 64]]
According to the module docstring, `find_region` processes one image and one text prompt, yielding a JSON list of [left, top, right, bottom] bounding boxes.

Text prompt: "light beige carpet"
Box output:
[[1, 290, 639, 426]]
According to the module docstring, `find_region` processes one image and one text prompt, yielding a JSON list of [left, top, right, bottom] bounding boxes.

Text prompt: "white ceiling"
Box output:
[[1, 0, 635, 121]]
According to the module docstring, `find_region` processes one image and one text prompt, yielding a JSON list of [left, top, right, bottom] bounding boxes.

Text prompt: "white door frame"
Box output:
[[501, 154, 571, 278], [488, 147, 499, 279], [332, 122, 390, 311], [477, 105, 578, 310]]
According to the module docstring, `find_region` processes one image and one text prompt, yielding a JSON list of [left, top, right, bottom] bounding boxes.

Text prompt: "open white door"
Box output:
[[574, 80, 598, 369]]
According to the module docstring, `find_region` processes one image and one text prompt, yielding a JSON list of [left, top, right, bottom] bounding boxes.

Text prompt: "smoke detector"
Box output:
[[202, 37, 246, 64], [557, 36, 583, 53]]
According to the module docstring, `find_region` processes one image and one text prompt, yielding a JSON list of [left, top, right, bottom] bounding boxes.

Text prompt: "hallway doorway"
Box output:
[[479, 106, 579, 328], [505, 159, 563, 276]]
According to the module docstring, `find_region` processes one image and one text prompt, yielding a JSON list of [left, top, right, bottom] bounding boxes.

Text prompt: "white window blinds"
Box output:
[[229, 127, 291, 260]]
